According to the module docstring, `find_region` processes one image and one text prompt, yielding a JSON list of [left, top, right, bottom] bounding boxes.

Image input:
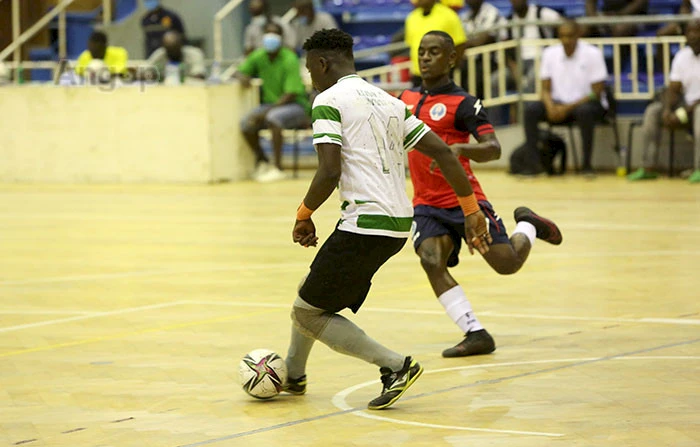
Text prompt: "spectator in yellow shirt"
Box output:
[[441, 0, 464, 10], [405, 0, 467, 86], [75, 31, 128, 80]]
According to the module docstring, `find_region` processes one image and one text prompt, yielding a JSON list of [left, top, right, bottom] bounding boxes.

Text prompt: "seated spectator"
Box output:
[[521, 19, 608, 176], [460, 0, 507, 97], [584, 0, 648, 37], [500, 0, 561, 94], [657, 0, 700, 37], [148, 31, 206, 84], [629, 19, 700, 184], [141, 0, 186, 57], [244, 0, 296, 55], [290, 0, 338, 52], [405, 0, 467, 87], [234, 22, 310, 182], [75, 31, 128, 80]]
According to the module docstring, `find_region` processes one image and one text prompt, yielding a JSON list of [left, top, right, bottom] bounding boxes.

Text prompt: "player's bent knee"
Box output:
[[420, 254, 446, 274], [291, 303, 330, 339]]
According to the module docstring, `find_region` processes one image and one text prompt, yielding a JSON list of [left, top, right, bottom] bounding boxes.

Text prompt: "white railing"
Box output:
[[0, 0, 78, 65], [214, 0, 245, 65], [356, 35, 687, 106]]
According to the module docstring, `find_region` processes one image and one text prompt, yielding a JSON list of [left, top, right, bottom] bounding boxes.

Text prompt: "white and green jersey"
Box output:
[[312, 74, 430, 238]]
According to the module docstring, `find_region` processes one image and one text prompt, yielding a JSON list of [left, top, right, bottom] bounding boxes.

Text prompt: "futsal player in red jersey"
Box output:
[[400, 31, 563, 357]]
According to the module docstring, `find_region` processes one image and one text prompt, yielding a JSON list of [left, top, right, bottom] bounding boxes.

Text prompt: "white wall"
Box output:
[[0, 83, 257, 183]]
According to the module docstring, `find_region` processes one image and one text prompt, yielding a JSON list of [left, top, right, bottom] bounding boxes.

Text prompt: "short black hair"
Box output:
[[423, 30, 454, 49], [303, 28, 354, 59], [264, 21, 283, 36], [89, 31, 108, 45]]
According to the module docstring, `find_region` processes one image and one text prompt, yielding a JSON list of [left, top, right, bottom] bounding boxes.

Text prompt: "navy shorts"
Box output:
[[412, 201, 509, 267], [299, 229, 407, 314]]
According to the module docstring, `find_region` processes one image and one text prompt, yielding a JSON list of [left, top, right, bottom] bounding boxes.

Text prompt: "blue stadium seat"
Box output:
[[28, 47, 56, 82], [114, 0, 138, 22]]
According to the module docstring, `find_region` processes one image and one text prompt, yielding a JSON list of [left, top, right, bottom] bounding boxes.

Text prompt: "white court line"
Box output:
[[564, 223, 700, 233], [0, 213, 698, 232], [183, 301, 700, 326], [0, 294, 696, 334], [2, 248, 698, 288], [0, 301, 185, 334], [0, 263, 304, 286], [332, 356, 700, 438], [0, 309, 96, 315]]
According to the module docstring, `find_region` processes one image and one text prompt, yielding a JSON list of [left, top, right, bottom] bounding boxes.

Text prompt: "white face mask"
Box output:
[[262, 33, 282, 52]]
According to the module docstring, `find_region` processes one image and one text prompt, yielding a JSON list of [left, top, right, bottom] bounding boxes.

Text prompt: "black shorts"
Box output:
[[412, 201, 509, 268], [299, 229, 407, 314]]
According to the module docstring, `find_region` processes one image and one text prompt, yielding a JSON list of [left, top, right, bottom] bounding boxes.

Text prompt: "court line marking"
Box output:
[[331, 350, 700, 440], [0, 302, 186, 334], [3, 298, 696, 336], [0, 309, 280, 359], [0, 309, 97, 315], [1, 212, 699, 232], [180, 347, 700, 447], [1, 248, 698, 288], [182, 300, 700, 326], [0, 264, 304, 286]]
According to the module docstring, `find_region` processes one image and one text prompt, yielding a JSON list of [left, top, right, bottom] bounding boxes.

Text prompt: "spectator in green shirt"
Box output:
[[235, 22, 310, 182]]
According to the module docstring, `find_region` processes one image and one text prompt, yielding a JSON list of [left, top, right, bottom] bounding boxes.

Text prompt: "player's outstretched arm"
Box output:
[[451, 133, 501, 163], [414, 131, 491, 255], [292, 143, 342, 248]]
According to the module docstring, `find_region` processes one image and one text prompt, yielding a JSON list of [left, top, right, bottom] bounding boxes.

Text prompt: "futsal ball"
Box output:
[[239, 349, 287, 399]]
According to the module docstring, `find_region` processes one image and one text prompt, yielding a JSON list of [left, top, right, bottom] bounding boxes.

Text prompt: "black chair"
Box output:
[[548, 85, 621, 173]]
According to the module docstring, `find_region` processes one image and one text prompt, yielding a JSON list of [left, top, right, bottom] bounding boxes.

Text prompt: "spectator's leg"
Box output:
[[265, 104, 309, 172], [522, 60, 536, 94], [240, 105, 271, 166], [524, 101, 547, 151], [571, 101, 606, 171], [693, 104, 700, 172], [640, 101, 664, 169]]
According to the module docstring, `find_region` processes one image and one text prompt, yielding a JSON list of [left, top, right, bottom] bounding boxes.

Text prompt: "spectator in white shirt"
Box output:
[[290, 0, 338, 52], [148, 31, 206, 83], [501, 0, 561, 94], [522, 19, 608, 176], [460, 0, 506, 98], [244, 0, 296, 55], [630, 19, 700, 184]]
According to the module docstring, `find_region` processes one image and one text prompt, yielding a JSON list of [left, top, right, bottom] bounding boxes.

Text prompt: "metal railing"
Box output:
[[354, 13, 696, 111], [0, 0, 77, 68]]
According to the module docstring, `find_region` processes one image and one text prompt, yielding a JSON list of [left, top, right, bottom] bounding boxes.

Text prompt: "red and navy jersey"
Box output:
[[400, 82, 495, 208]]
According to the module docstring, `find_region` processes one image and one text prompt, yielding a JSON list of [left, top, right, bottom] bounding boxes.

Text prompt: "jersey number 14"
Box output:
[[368, 114, 401, 174]]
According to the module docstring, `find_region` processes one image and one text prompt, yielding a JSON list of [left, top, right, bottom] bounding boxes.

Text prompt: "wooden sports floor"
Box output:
[[1, 172, 699, 447]]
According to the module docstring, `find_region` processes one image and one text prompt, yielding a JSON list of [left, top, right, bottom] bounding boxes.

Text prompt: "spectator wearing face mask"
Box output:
[[290, 0, 338, 52], [147, 31, 206, 84], [234, 22, 311, 182], [244, 0, 296, 55]]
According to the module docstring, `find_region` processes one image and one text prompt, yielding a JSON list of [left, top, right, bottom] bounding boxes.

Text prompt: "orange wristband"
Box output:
[[457, 194, 480, 216], [296, 202, 314, 220]]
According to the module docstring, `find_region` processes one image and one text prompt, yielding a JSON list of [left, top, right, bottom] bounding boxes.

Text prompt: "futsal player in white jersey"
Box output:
[[282, 29, 492, 410]]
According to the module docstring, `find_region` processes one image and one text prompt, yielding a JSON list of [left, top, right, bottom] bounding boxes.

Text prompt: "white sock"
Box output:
[[438, 285, 484, 334], [513, 221, 536, 246]]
